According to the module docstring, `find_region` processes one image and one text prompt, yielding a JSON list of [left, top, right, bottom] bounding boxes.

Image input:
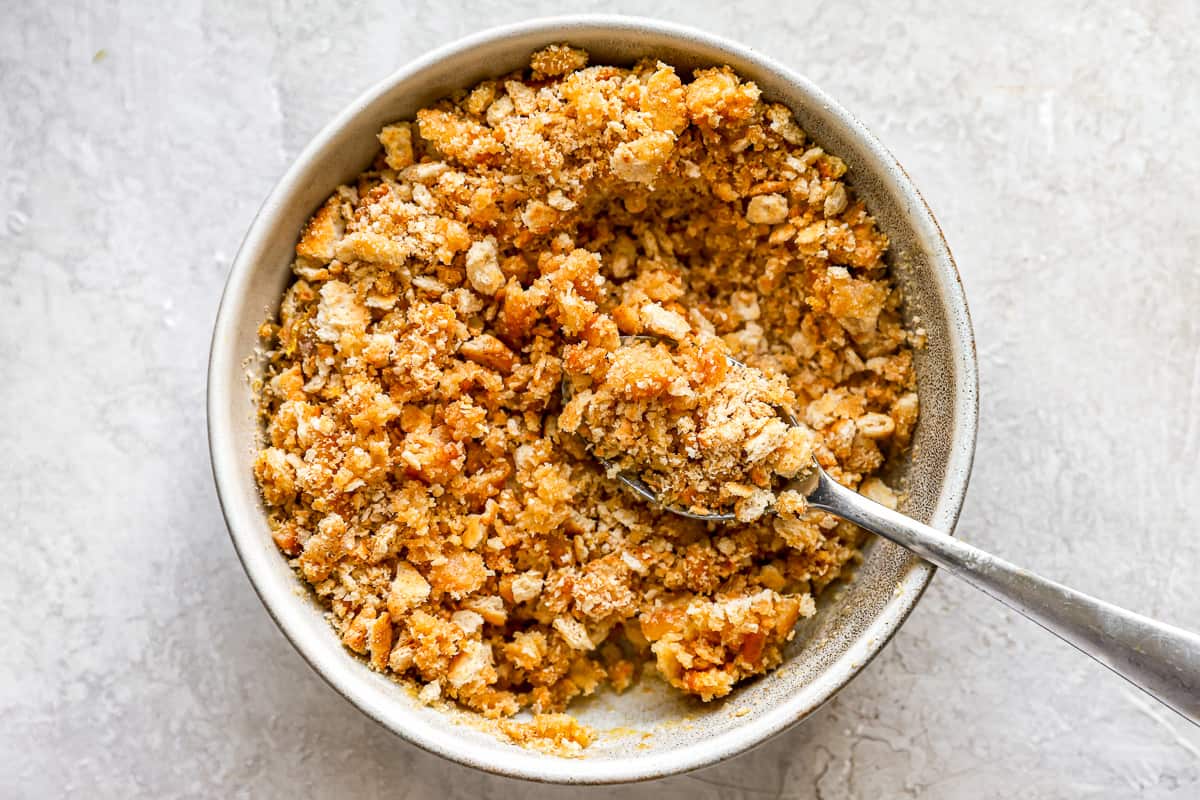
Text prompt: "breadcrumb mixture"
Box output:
[[560, 334, 817, 522], [253, 45, 918, 748]]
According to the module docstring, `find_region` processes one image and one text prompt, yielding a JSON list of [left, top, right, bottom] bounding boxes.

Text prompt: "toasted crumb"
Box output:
[[641, 590, 814, 700], [746, 193, 789, 225], [387, 562, 432, 617], [253, 49, 917, 752], [611, 131, 676, 186], [640, 303, 691, 340], [499, 713, 595, 755], [530, 44, 589, 78], [509, 570, 544, 604], [379, 122, 415, 170], [465, 237, 505, 296]]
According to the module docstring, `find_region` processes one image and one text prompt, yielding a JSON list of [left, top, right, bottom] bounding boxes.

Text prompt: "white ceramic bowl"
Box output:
[[208, 15, 977, 784]]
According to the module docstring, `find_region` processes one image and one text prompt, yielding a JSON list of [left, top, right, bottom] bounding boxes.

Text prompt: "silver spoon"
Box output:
[[566, 342, 1200, 725]]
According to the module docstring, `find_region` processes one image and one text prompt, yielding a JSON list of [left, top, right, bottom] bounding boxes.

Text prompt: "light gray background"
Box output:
[[3, 1, 1199, 797]]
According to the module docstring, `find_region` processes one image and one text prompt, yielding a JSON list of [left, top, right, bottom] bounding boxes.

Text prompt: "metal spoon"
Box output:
[[565, 342, 1200, 726]]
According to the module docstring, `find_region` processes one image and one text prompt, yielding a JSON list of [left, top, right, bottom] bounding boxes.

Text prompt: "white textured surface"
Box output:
[[3, 1, 1199, 796]]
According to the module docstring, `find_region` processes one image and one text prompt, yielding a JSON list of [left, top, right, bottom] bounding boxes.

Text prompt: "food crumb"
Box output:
[[499, 713, 595, 755], [252, 44, 917, 751]]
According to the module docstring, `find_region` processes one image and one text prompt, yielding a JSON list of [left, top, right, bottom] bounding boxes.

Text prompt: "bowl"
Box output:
[[208, 15, 977, 784]]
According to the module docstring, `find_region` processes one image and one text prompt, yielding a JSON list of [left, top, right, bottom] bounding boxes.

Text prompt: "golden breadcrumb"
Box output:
[[253, 45, 918, 750]]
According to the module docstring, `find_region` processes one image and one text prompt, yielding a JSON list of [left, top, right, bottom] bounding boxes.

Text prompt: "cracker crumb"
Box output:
[[746, 193, 789, 225], [499, 713, 595, 755], [253, 49, 917, 751], [464, 237, 505, 296], [530, 44, 589, 78], [379, 122, 415, 170]]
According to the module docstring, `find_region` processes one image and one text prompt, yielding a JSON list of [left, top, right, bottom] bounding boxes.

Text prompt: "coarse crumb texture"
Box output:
[[560, 335, 817, 522], [253, 45, 919, 748]]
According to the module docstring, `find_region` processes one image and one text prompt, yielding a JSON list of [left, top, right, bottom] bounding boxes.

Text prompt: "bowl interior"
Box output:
[[208, 16, 976, 784]]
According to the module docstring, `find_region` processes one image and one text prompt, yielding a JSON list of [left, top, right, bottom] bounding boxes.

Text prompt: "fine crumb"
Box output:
[[252, 45, 917, 751]]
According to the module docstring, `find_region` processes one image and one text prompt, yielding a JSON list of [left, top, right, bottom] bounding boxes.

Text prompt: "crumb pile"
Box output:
[[560, 335, 817, 521], [253, 45, 919, 748]]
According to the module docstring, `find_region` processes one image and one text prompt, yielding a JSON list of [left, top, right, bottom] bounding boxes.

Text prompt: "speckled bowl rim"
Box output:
[[208, 15, 978, 784]]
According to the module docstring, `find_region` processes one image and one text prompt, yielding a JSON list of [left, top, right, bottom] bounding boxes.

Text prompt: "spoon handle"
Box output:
[[807, 470, 1200, 726]]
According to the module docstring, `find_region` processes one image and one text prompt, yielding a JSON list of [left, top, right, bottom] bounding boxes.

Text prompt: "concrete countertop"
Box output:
[[3, 1, 1198, 797]]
